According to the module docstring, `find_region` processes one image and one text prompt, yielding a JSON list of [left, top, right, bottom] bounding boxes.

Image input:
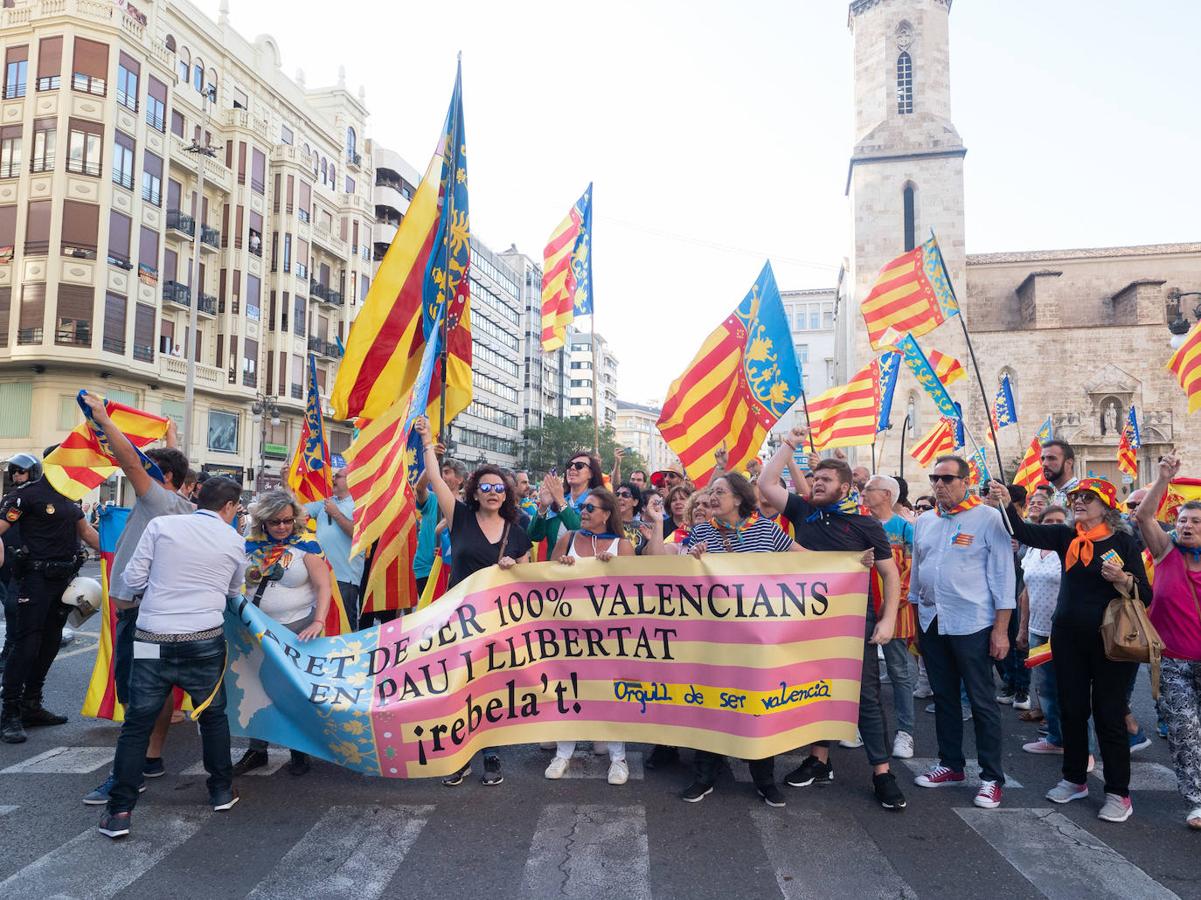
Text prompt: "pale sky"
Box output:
[[199, 0, 1200, 406]]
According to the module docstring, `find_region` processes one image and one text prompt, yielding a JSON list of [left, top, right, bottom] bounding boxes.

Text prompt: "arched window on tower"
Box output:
[[346, 127, 357, 161], [896, 51, 913, 115], [903, 183, 917, 252]]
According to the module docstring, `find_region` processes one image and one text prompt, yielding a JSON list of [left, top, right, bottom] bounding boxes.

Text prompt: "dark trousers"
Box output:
[[0, 571, 72, 710], [814, 603, 893, 766], [114, 607, 139, 706], [336, 581, 360, 632], [694, 749, 774, 788], [1052, 625, 1137, 796], [994, 612, 1030, 692], [919, 618, 1005, 784], [108, 635, 230, 813], [0, 579, 15, 659]]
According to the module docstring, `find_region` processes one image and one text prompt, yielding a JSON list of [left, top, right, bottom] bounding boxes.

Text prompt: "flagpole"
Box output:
[[438, 58, 462, 449], [591, 323, 600, 455], [798, 386, 818, 455], [898, 414, 910, 481]]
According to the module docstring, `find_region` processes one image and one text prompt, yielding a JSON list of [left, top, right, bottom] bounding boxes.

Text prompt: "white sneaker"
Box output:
[[839, 731, 864, 749], [892, 731, 914, 759], [912, 685, 934, 699], [544, 756, 570, 780], [607, 759, 629, 785]]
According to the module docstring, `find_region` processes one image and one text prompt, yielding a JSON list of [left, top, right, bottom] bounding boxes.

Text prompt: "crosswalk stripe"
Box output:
[[180, 754, 288, 777], [0, 810, 206, 898], [0, 746, 112, 774], [751, 806, 917, 899], [559, 750, 644, 780], [0, 806, 15, 816], [246, 805, 433, 900], [1093, 761, 1178, 792], [519, 804, 651, 900], [901, 757, 1024, 788], [955, 808, 1180, 899]]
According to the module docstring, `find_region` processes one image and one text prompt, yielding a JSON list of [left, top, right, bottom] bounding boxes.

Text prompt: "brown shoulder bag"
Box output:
[[1100, 582, 1164, 700]]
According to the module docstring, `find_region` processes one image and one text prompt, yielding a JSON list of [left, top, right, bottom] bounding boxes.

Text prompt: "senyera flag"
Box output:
[[81, 505, 130, 720], [926, 348, 965, 387], [1117, 405, 1141, 480], [657, 262, 803, 486], [44, 391, 169, 502], [1167, 318, 1201, 414], [860, 234, 960, 352], [909, 419, 955, 467], [287, 354, 332, 505], [1156, 477, 1201, 524], [541, 183, 593, 352], [805, 353, 900, 451]]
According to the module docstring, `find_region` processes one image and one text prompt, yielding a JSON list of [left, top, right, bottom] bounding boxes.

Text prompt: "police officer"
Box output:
[[0, 450, 99, 743], [0, 455, 36, 673]]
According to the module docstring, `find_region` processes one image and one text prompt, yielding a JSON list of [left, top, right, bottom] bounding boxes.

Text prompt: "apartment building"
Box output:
[[567, 332, 617, 427]]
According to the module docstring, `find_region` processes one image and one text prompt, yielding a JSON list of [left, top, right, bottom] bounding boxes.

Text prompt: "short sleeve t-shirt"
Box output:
[[111, 482, 195, 600], [0, 479, 83, 560], [783, 493, 890, 559], [688, 517, 794, 554], [303, 496, 364, 585], [447, 501, 533, 589], [412, 492, 441, 579], [870, 514, 914, 609]]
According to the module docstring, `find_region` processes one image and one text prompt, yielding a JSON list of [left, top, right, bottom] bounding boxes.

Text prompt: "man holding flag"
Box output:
[[302, 470, 362, 631]]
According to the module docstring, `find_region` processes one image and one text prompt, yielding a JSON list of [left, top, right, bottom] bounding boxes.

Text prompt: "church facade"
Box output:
[[837, 0, 1201, 497]]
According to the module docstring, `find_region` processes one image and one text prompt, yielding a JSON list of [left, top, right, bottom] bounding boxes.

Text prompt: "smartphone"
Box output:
[[548, 466, 558, 478]]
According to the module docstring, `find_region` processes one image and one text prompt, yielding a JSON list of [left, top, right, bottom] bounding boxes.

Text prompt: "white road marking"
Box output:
[[559, 749, 644, 780], [181, 754, 288, 776], [751, 806, 917, 899], [55, 637, 100, 660], [246, 805, 432, 900], [0, 746, 113, 774], [0, 805, 15, 816], [901, 757, 1023, 788], [1092, 761, 1179, 792], [956, 808, 1180, 899], [519, 804, 651, 900], [0, 810, 205, 898]]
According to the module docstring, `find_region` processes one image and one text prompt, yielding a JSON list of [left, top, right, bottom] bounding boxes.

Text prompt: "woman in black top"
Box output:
[[416, 417, 532, 788], [990, 478, 1150, 823]]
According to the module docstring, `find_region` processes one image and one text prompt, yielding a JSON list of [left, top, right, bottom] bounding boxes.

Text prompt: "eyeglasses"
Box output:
[[478, 483, 506, 494], [567, 461, 590, 471], [928, 474, 962, 485], [266, 517, 296, 528], [582, 502, 609, 515]]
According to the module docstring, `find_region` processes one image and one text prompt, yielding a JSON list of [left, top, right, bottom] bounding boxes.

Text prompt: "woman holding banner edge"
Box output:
[[414, 416, 532, 788]]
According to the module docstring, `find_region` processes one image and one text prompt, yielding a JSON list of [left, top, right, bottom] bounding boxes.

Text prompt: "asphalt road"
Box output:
[[1, 582, 1198, 899]]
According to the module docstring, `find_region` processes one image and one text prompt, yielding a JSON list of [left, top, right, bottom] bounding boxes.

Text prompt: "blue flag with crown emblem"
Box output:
[[896, 334, 958, 419]]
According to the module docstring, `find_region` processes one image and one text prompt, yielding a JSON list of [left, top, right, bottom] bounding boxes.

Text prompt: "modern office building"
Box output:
[[615, 400, 675, 475], [567, 332, 618, 427]]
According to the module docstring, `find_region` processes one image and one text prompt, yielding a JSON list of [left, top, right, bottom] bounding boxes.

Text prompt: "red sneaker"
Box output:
[[974, 779, 1003, 809], [914, 765, 966, 788]]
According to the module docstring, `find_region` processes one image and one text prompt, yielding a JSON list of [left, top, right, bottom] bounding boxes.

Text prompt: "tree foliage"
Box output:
[[519, 416, 650, 480]]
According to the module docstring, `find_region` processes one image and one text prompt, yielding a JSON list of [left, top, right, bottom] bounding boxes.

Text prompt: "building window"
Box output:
[[146, 76, 167, 132], [0, 382, 32, 437], [177, 47, 189, 84], [192, 59, 204, 93], [116, 52, 138, 111], [346, 126, 356, 161], [281, 124, 293, 145], [107, 208, 131, 268], [903, 183, 916, 252], [36, 36, 61, 91], [165, 35, 176, 53], [246, 274, 261, 320], [67, 118, 103, 177], [171, 110, 184, 138], [896, 51, 913, 115], [112, 131, 134, 189], [72, 37, 108, 96], [31, 118, 55, 172], [795, 344, 809, 364], [55, 284, 93, 347], [207, 410, 239, 454], [4, 46, 28, 100], [0, 127, 19, 179], [61, 199, 98, 259], [141, 151, 162, 206]]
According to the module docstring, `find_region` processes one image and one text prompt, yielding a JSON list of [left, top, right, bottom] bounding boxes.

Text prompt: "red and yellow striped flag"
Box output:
[[909, 419, 956, 466], [806, 358, 887, 450], [861, 235, 960, 352], [541, 184, 593, 352], [1168, 319, 1201, 414], [44, 394, 170, 501], [1155, 477, 1201, 524], [1012, 435, 1044, 493], [926, 349, 965, 387]]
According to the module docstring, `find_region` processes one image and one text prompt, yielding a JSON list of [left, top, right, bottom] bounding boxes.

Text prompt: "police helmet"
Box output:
[[62, 576, 102, 628], [5, 452, 42, 482]]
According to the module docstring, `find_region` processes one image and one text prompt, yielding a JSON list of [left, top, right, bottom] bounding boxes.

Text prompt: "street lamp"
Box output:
[[252, 394, 281, 492], [1167, 289, 1201, 350]]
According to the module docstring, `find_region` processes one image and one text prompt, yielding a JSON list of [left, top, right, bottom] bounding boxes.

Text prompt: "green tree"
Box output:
[[519, 416, 649, 480]]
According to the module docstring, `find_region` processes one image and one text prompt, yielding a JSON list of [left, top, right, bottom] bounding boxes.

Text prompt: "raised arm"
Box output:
[[988, 482, 1069, 553], [610, 446, 623, 486], [77, 517, 99, 551], [1136, 453, 1177, 562], [413, 416, 457, 524], [760, 426, 808, 511], [785, 453, 811, 499], [81, 391, 156, 498]]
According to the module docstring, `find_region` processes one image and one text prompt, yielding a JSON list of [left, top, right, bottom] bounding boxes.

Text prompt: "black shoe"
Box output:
[[288, 751, 310, 776], [232, 748, 269, 776], [210, 787, 239, 811], [681, 781, 714, 803], [20, 701, 67, 727], [0, 713, 26, 744], [873, 771, 907, 810], [442, 764, 471, 787], [784, 755, 833, 788], [757, 783, 787, 808], [645, 745, 680, 770], [142, 757, 166, 778], [481, 757, 503, 786], [98, 810, 131, 839]]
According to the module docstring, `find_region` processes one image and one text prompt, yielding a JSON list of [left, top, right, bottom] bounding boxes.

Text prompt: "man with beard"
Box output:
[[1041, 440, 1079, 512]]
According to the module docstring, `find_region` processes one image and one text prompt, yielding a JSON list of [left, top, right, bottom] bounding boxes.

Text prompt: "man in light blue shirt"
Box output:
[[908, 455, 1014, 810], [303, 469, 363, 630]]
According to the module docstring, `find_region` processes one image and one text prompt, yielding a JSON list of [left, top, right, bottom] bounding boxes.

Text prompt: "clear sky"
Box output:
[[197, 0, 1200, 405]]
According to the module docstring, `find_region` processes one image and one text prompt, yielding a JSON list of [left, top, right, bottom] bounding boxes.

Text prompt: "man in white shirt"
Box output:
[[99, 477, 247, 840]]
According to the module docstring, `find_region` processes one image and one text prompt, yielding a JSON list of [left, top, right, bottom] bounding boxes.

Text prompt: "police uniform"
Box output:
[[0, 478, 85, 731]]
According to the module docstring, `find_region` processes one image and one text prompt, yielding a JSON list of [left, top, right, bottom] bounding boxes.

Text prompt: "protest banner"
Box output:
[[223, 552, 868, 778]]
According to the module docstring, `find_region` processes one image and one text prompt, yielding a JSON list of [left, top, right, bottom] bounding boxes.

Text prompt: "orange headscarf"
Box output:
[[1065, 521, 1112, 570]]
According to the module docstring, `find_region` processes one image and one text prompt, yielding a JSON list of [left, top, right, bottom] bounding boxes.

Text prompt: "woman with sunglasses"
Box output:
[[235, 489, 332, 777], [528, 452, 605, 559], [415, 417, 533, 788], [614, 482, 647, 553], [989, 477, 1150, 823], [682, 471, 805, 807], [912, 496, 935, 516], [543, 488, 635, 785]]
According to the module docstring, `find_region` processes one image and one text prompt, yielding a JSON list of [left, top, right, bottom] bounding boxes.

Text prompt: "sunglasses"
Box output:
[[914, 503, 933, 512], [663, 473, 682, 480], [1068, 491, 1100, 504], [616, 490, 633, 498], [266, 517, 296, 528], [928, 474, 962, 485], [582, 502, 610, 514], [478, 483, 506, 494], [567, 461, 590, 471]]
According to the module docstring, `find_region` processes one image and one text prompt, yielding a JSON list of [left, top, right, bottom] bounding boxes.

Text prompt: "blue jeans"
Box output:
[[1031, 630, 1061, 745], [337, 581, 360, 632], [919, 618, 1005, 784], [881, 638, 916, 735], [108, 635, 230, 813]]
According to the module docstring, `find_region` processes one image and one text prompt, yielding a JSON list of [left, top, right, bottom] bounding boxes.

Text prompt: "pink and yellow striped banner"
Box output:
[[225, 553, 868, 777]]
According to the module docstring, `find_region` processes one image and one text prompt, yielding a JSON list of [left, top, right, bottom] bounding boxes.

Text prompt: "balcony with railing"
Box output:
[[17, 327, 43, 345], [163, 280, 190, 306], [309, 281, 345, 307], [242, 370, 257, 388], [290, 383, 303, 400], [197, 293, 217, 316], [102, 336, 125, 355], [55, 323, 91, 347], [106, 251, 133, 271], [307, 336, 338, 359], [199, 227, 219, 251], [159, 353, 223, 387], [166, 209, 196, 237]]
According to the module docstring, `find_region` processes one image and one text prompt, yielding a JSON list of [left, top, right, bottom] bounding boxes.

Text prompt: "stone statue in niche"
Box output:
[[1102, 400, 1119, 436]]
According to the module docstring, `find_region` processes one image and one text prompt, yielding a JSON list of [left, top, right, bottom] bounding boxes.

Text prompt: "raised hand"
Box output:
[[1159, 452, 1181, 481]]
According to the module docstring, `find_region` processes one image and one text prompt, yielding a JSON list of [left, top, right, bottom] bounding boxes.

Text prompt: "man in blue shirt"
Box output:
[[303, 469, 363, 630], [909, 455, 1014, 810]]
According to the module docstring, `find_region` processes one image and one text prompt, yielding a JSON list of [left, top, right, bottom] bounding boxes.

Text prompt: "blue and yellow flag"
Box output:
[[992, 374, 1017, 429], [875, 350, 901, 433], [896, 334, 958, 419], [967, 447, 992, 486], [287, 355, 332, 505], [541, 184, 593, 351]]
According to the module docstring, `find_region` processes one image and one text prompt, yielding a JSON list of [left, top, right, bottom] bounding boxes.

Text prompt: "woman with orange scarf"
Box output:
[[990, 478, 1151, 824]]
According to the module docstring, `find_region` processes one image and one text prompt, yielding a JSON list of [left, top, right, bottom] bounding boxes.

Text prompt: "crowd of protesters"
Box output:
[[1, 398, 1199, 838]]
